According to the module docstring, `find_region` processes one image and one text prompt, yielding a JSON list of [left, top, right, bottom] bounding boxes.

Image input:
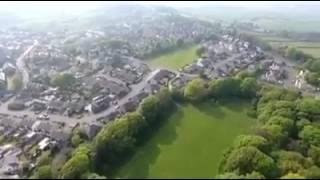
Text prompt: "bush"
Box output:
[[7, 101, 25, 111]]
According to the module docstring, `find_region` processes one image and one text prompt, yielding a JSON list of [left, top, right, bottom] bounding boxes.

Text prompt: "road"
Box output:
[[0, 69, 162, 126], [81, 69, 161, 121], [16, 40, 38, 89], [1, 47, 319, 127]]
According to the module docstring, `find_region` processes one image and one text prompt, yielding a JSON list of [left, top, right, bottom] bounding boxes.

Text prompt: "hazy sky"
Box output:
[[0, 1, 319, 17], [1, 1, 319, 10]]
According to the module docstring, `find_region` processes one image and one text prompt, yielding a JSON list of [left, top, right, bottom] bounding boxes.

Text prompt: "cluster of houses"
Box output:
[[181, 34, 266, 80], [0, 29, 38, 66], [0, 144, 21, 179], [0, 113, 80, 178], [260, 60, 287, 84]]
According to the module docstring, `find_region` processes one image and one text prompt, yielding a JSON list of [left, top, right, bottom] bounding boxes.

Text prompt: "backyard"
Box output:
[[112, 99, 255, 178]]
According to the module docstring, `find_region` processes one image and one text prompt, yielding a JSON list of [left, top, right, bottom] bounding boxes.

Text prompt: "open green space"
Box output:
[[254, 18, 320, 33], [113, 99, 255, 179], [147, 45, 198, 70], [246, 31, 320, 58]]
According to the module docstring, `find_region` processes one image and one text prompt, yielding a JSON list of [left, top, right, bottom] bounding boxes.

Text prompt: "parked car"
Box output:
[[37, 114, 49, 120]]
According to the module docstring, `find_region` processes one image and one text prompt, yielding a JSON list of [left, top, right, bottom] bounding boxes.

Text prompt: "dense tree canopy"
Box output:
[[209, 77, 241, 98], [299, 125, 320, 147], [273, 150, 313, 176], [50, 73, 76, 91], [184, 78, 208, 101], [196, 46, 207, 57], [60, 145, 91, 179], [232, 135, 270, 153], [139, 95, 160, 124], [85, 173, 108, 179], [221, 146, 276, 177], [281, 173, 306, 179], [240, 77, 259, 97], [305, 72, 320, 87], [31, 165, 52, 179], [94, 112, 144, 166], [286, 48, 307, 62]]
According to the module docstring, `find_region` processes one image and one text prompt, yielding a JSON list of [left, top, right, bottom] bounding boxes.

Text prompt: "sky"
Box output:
[[0, 1, 320, 18], [1, 1, 319, 11]]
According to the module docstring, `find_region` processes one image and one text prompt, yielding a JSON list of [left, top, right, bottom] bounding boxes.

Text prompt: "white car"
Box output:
[[37, 114, 50, 120]]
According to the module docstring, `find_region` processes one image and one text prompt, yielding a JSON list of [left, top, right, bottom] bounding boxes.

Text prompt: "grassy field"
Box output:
[[147, 45, 199, 70], [270, 41, 320, 58], [113, 99, 255, 178], [254, 18, 320, 33], [246, 31, 320, 58]]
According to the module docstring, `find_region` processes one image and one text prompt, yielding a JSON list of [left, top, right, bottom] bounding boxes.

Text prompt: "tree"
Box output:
[[31, 165, 52, 179], [308, 145, 320, 167], [271, 101, 296, 119], [304, 59, 320, 73], [157, 88, 173, 110], [60, 145, 91, 179], [71, 133, 83, 148], [37, 152, 52, 166], [86, 173, 107, 179], [216, 172, 242, 179], [216, 171, 265, 179], [7, 73, 22, 91], [297, 98, 320, 113], [304, 166, 320, 179], [296, 119, 311, 131], [107, 39, 128, 50], [305, 72, 320, 87], [184, 79, 208, 101], [286, 48, 306, 62], [255, 124, 288, 148], [240, 77, 258, 97], [221, 146, 276, 177], [232, 135, 270, 153], [281, 173, 305, 179], [209, 77, 241, 98], [299, 125, 320, 147], [258, 86, 299, 103], [176, 38, 184, 47], [196, 46, 207, 57], [7, 101, 25, 111], [244, 171, 265, 179], [139, 95, 160, 124], [237, 71, 254, 80], [274, 150, 313, 176], [94, 115, 139, 166], [266, 116, 295, 135], [50, 73, 76, 91], [124, 112, 147, 138]]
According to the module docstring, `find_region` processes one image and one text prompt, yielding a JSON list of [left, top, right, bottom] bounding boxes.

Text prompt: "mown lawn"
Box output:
[[113, 99, 255, 178], [147, 45, 199, 70]]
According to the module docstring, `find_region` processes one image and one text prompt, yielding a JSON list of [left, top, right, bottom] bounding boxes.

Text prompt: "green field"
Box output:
[[113, 99, 255, 178], [254, 18, 320, 33], [147, 45, 199, 70], [246, 31, 320, 58], [270, 41, 320, 58]]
